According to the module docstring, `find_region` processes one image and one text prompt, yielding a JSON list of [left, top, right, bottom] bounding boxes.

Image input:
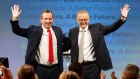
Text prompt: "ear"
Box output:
[[52, 18, 54, 22], [76, 18, 79, 23], [87, 19, 90, 23], [40, 18, 42, 23]]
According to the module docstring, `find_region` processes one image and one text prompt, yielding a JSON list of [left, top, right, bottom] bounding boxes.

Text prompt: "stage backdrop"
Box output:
[[0, 0, 140, 79]]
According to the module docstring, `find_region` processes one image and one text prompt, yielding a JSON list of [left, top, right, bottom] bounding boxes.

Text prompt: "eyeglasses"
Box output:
[[78, 19, 89, 22]]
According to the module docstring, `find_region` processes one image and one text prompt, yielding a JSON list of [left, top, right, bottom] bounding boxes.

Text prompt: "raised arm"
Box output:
[[121, 4, 130, 21], [10, 4, 30, 38], [99, 4, 130, 35], [11, 4, 22, 21]]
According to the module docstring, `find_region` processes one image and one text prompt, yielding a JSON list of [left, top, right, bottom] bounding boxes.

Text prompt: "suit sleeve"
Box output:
[[62, 29, 71, 52], [10, 20, 32, 38], [99, 18, 126, 35]]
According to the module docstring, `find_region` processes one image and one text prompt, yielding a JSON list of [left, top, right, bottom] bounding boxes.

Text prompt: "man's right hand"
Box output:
[[11, 4, 22, 21]]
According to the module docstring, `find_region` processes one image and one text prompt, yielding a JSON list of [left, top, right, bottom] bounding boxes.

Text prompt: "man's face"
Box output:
[[40, 12, 54, 29], [77, 13, 90, 29]]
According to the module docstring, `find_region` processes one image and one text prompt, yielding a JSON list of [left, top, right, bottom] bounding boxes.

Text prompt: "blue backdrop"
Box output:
[[0, 0, 140, 79]]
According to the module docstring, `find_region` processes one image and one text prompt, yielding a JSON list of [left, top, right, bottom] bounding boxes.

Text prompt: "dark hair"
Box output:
[[122, 64, 139, 79], [18, 64, 36, 79], [68, 62, 83, 78], [40, 10, 53, 19]]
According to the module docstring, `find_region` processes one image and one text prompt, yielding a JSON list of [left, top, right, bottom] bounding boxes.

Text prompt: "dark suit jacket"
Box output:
[[10, 20, 64, 72], [68, 19, 125, 70]]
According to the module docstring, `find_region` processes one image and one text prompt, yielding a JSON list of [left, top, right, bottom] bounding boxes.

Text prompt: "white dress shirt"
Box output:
[[36, 25, 58, 65], [78, 26, 96, 61]]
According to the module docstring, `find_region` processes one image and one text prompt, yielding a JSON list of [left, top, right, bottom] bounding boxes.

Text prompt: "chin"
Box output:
[[81, 25, 87, 28]]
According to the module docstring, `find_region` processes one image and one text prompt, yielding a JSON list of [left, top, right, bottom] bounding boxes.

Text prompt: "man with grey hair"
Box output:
[[66, 4, 130, 79]]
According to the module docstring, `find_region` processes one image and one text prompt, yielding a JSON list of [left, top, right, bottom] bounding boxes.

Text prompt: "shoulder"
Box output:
[[88, 23, 103, 30], [28, 25, 42, 32], [90, 23, 102, 27], [29, 25, 41, 28], [70, 26, 79, 31], [29, 25, 43, 29], [52, 26, 63, 34], [52, 26, 62, 31], [52, 26, 61, 30]]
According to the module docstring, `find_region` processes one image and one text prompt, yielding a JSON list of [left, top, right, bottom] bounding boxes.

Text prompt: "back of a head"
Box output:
[[68, 62, 83, 78], [122, 64, 139, 79], [17, 64, 37, 79], [59, 71, 80, 79]]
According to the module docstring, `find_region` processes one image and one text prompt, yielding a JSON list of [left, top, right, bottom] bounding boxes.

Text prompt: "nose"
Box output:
[[81, 20, 86, 24], [46, 19, 50, 22]]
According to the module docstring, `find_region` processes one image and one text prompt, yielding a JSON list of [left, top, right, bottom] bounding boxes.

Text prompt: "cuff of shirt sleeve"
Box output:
[[121, 16, 127, 22], [12, 17, 18, 21]]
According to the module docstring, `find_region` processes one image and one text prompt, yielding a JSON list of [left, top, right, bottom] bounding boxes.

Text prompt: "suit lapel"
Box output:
[[75, 27, 79, 50], [88, 25, 96, 47], [52, 26, 59, 40], [51, 26, 60, 60], [37, 26, 43, 45]]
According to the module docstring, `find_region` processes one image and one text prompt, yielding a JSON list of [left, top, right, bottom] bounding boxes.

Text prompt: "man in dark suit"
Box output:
[[10, 4, 65, 79], [67, 4, 130, 79]]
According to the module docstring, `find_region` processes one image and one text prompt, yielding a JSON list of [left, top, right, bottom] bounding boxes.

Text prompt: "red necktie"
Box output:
[[47, 29, 54, 64]]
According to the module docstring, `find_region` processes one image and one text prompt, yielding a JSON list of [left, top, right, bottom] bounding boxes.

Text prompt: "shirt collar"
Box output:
[[42, 25, 52, 32]]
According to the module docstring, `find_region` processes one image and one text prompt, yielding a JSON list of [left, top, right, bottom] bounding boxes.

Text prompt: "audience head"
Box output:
[[17, 64, 38, 79], [68, 62, 83, 78], [59, 71, 80, 79], [121, 64, 139, 79]]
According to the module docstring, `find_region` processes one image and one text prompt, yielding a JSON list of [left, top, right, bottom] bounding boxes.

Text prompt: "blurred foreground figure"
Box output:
[[0, 64, 13, 79], [17, 64, 38, 79], [59, 71, 80, 79]]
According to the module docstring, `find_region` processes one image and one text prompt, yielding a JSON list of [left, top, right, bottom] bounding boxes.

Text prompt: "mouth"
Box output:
[[45, 23, 51, 25], [81, 23, 86, 25]]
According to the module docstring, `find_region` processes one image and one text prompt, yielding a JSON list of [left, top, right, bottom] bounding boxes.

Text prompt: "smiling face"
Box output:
[[77, 10, 90, 29], [40, 10, 54, 29]]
